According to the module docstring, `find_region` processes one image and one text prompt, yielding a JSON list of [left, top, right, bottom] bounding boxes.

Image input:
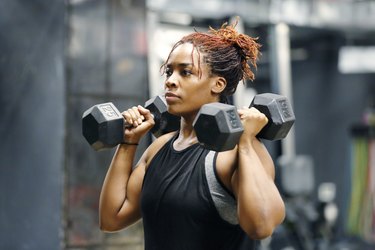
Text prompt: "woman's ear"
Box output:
[[211, 77, 227, 94]]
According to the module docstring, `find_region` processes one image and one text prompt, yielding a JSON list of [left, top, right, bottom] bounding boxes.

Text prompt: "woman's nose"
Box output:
[[165, 75, 178, 89]]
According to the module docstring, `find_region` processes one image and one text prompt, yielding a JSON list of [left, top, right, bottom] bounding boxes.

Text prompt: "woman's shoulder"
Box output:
[[143, 131, 177, 166]]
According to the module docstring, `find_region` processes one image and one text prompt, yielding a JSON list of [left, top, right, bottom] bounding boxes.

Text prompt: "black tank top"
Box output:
[[141, 135, 256, 250]]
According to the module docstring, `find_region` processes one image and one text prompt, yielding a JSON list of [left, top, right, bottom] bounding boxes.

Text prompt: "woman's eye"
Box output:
[[182, 69, 192, 76], [165, 69, 172, 77]]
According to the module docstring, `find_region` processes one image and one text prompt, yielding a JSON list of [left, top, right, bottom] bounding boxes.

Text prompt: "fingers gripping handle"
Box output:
[[82, 102, 152, 151], [82, 95, 180, 150]]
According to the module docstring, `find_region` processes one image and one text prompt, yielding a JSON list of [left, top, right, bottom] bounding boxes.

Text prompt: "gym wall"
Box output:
[[0, 0, 65, 249], [63, 0, 148, 249], [0, 0, 148, 249]]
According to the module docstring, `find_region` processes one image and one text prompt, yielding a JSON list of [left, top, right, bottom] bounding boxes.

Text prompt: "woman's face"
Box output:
[[163, 43, 221, 118]]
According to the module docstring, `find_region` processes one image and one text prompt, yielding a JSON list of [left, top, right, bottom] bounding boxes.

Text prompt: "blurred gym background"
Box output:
[[1, 0, 375, 249]]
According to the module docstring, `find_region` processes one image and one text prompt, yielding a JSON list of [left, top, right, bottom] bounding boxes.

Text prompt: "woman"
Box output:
[[99, 20, 285, 250]]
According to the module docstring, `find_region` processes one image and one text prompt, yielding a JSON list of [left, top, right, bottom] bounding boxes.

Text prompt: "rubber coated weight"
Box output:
[[250, 93, 295, 141], [82, 96, 180, 151], [193, 93, 295, 152], [193, 103, 244, 152], [82, 103, 123, 151], [145, 96, 181, 137]]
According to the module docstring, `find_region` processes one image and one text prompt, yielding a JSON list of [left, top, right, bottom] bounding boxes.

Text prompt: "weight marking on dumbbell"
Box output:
[[99, 104, 121, 119], [226, 110, 241, 129], [277, 99, 292, 119]]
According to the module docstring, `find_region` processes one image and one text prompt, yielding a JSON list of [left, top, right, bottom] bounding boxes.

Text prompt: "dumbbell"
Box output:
[[82, 95, 180, 151], [193, 93, 295, 152]]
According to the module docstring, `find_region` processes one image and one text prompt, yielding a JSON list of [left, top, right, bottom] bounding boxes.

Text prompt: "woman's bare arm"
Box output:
[[98, 105, 154, 232], [223, 107, 285, 239], [99, 144, 146, 231]]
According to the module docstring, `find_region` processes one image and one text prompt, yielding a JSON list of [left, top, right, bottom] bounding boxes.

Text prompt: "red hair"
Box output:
[[161, 19, 261, 102]]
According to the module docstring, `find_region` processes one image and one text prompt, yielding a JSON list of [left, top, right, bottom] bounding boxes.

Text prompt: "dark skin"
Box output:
[[99, 43, 285, 239]]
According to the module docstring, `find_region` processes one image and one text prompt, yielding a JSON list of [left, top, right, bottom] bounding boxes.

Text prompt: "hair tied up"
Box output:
[[208, 18, 261, 81]]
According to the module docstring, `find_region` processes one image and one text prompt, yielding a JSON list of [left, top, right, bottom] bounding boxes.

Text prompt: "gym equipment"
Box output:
[[267, 156, 341, 250], [193, 93, 295, 151], [250, 93, 295, 140], [82, 95, 180, 151], [193, 103, 243, 152]]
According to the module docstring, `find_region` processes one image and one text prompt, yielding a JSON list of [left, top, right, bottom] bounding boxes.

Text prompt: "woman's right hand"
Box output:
[[122, 105, 155, 144]]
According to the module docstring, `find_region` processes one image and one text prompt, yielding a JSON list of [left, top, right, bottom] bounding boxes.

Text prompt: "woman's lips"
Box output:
[[165, 92, 180, 102]]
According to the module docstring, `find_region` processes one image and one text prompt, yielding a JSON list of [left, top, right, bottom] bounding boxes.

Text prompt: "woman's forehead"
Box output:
[[167, 43, 201, 65]]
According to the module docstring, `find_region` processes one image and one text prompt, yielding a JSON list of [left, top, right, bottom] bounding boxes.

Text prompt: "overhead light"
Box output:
[[70, 0, 90, 5], [338, 46, 375, 73], [160, 12, 192, 26]]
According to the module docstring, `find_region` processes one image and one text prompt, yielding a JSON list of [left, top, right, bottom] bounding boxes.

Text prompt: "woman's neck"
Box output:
[[173, 117, 199, 151]]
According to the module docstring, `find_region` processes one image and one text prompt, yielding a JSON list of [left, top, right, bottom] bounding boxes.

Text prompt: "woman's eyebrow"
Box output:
[[166, 63, 193, 68]]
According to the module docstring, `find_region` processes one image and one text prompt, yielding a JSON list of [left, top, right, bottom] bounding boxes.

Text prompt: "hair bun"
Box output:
[[209, 19, 261, 81]]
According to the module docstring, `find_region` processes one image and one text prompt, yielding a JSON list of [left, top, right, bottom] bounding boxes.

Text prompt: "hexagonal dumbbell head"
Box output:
[[250, 93, 295, 140], [82, 102, 124, 151], [193, 103, 244, 152], [145, 95, 180, 138]]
